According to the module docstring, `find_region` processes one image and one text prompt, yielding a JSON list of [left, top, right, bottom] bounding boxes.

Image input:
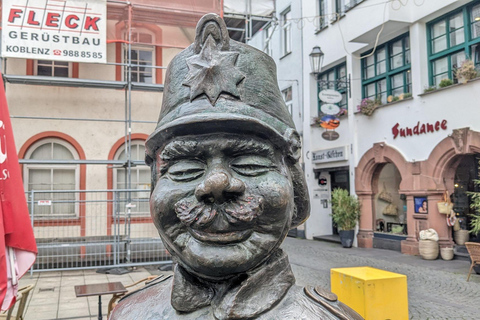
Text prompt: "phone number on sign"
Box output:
[[59, 50, 103, 59]]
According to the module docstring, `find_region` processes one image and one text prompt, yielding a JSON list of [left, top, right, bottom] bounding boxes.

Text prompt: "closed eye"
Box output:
[[168, 160, 205, 182], [230, 156, 276, 176]]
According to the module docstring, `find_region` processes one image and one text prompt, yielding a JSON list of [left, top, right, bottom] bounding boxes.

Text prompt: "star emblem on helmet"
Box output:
[[183, 35, 245, 105]]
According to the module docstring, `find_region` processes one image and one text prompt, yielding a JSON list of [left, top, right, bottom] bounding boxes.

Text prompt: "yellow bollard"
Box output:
[[331, 266, 408, 320]]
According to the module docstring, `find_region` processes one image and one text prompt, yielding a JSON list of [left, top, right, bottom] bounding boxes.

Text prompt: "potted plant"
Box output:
[[455, 59, 478, 84], [331, 188, 361, 248], [357, 98, 381, 116], [439, 78, 453, 88], [467, 167, 480, 272]]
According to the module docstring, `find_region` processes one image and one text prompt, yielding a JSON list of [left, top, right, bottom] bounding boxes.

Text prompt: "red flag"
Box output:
[[0, 74, 37, 311]]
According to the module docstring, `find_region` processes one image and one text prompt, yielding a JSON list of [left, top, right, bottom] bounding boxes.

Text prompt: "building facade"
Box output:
[[252, 0, 480, 255]]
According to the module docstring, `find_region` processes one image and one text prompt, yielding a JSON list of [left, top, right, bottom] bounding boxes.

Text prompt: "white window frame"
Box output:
[[123, 29, 156, 84], [34, 60, 72, 77], [282, 86, 293, 115], [281, 8, 292, 56], [264, 24, 273, 56], [24, 138, 80, 219], [113, 141, 151, 217]]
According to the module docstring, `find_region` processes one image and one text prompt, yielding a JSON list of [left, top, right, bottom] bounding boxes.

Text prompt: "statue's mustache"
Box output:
[[174, 194, 264, 228]]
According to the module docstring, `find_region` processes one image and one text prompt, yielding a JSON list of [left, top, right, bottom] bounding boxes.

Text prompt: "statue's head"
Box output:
[[145, 14, 309, 280]]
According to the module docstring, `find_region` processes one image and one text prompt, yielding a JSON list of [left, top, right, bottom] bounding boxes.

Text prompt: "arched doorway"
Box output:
[[355, 143, 409, 249], [452, 154, 480, 242]]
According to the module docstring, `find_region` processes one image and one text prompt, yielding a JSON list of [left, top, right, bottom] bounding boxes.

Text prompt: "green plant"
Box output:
[[439, 78, 453, 88], [468, 167, 480, 235], [423, 86, 436, 93], [403, 92, 412, 99], [392, 96, 400, 102], [357, 98, 381, 116], [331, 188, 361, 230], [455, 59, 478, 82]]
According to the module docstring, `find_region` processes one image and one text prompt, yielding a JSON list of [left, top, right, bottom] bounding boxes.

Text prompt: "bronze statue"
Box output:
[[110, 13, 362, 320]]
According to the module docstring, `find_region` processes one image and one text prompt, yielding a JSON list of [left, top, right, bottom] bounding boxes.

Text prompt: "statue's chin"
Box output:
[[172, 231, 281, 279]]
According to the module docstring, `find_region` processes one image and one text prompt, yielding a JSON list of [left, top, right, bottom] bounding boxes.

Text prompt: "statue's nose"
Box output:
[[195, 170, 245, 204]]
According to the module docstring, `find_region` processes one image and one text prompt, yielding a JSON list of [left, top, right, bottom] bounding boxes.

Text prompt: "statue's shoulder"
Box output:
[[302, 286, 364, 320], [110, 274, 174, 320], [263, 285, 363, 320]]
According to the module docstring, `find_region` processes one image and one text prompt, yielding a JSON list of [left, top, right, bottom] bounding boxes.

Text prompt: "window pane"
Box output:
[[338, 65, 346, 78], [471, 44, 480, 69], [139, 51, 152, 62], [433, 35, 447, 53], [53, 67, 68, 77], [391, 73, 404, 89], [450, 28, 465, 47], [391, 54, 403, 69], [365, 66, 375, 79], [377, 79, 387, 104], [29, 169, 51, 190], [365, 83, 375, 99], [391, 40, 402, 56], [433, 56, 448, 76], [451, 51, 466, 70], [53, 169, 75, 190], [31, 143, 52, 160], [449, 13, 464, 30], [376, 48, 386, 74], [471, 4, 480, 39], [432, 20, 446, 38], [37, 65, 52, 76], [377, 48, 385, 61], [406, 71, 411, 93], [52, 143, 74, 160], [376, 60, 386, 74]]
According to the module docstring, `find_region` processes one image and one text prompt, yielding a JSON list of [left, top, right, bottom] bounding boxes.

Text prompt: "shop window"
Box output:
[[427, 2, 480, 86], [361, 34, 411, 104], [375, 163, 406, 235], [281, 8, 292, 55], [114, 141, 150, 216], [282, 87, 293, 115], [317, 62, 348, 113], [24, 139, 79, 218], [35, 60, 71, 77]]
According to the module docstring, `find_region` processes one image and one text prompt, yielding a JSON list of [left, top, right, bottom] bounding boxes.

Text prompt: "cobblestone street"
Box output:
[[282, 237, 480, 320]]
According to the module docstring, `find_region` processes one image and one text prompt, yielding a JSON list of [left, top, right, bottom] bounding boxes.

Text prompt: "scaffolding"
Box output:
[[0, 0, 274, 270]]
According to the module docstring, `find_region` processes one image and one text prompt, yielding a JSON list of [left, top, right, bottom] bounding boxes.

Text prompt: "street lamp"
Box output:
[[309, 46, 351, 98], [309, 46, 324, 75]]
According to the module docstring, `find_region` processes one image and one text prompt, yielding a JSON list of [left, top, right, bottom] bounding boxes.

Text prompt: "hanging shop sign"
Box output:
[[320, 103, 341, 115], [321, 131, 339, 141], [319, 115, 340, 130], [312, 146, 348, 164], [392, 120, 447, 139], [2, 0, 107, 63], [318, 89, 343, 104]]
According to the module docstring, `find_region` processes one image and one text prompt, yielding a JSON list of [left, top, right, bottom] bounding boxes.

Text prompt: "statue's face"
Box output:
[[151, 133, 294, 278]]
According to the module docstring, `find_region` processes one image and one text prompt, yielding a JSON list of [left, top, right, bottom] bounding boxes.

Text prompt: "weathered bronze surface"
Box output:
[[110, 13, 362, 320]]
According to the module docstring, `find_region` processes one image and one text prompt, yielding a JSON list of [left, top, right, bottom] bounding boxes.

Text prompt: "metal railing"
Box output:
[[27, 189, 171, 272]]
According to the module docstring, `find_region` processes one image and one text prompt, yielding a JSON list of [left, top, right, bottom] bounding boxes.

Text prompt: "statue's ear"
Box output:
[[290, 162, 310, 228], [284, 128, 301, 162]]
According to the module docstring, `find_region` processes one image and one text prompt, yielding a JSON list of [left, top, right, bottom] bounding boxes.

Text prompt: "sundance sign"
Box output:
[[392, 120, 447, 139], [2, 0, 106, 63]]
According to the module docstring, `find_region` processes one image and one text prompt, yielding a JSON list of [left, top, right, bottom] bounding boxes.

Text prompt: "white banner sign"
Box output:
[[312, 146, 348, 164], [2, 0, 106, 63]]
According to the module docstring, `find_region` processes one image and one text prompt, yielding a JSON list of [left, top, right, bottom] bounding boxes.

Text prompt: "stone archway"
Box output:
[[355, 143, 410, 248], [355, 129, 480, 254]]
